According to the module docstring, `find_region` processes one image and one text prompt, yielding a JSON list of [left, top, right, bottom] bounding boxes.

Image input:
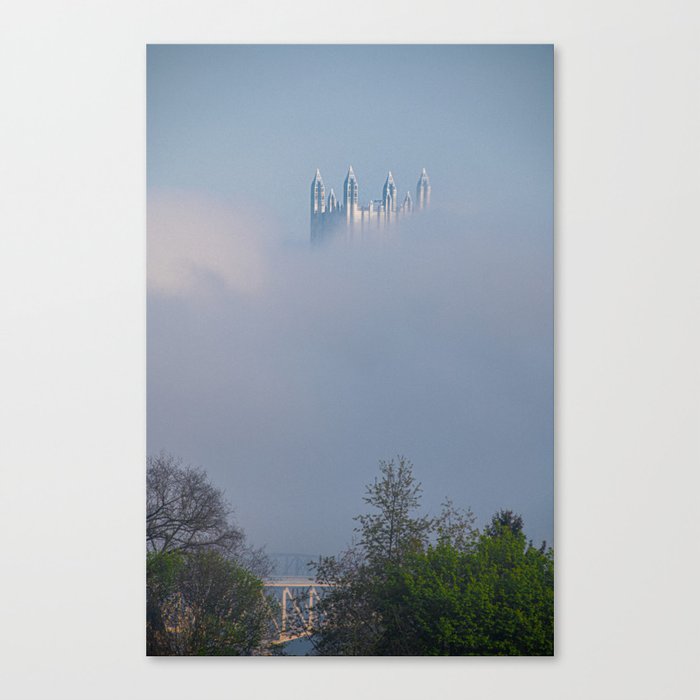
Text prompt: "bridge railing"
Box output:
[[267, 553, 325, 579], [263, 579, 331, 644]]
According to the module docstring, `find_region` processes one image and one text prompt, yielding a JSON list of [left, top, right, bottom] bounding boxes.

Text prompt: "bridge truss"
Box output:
[[263, 579, 331, 644]]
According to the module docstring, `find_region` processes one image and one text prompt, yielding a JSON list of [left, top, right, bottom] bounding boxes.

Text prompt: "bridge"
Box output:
[[267, 552, 323, 578], [263, 577, 331, 644]]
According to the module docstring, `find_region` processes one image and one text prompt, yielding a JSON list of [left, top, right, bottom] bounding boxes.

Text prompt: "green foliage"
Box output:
[[146, 550, 186, 654], [484, 509, 525, 538], [378, 527, 554, 655], [355, 456, 433, 567], [147, 550, 274, 656], [146, 454, 554, 656], [146, 453, 276, 656], [434, 498, 478, 552], [312, 548, 384, 655], [312, 456, 435, 655], [312, 456, 554, 656]]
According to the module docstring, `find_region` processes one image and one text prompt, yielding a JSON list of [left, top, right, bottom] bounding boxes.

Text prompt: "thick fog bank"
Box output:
[[148, 193, 553, 554]]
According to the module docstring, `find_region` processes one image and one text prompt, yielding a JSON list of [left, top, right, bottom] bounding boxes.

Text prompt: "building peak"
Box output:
[[311, 167, 429, 243], [416, 168, 431, 210]]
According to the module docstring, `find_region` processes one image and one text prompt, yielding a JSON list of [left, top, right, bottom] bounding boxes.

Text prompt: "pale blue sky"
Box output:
[[147, 45, 553, 555], [148, 45, 552, 243]]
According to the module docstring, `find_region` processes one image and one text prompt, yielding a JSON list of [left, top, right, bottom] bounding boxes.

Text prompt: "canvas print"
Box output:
[[147, 45, 553, 656]]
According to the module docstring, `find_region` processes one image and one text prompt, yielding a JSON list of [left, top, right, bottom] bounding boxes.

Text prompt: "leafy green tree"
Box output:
[[355, 456, 433, 567], [146, 550, 186, 655], [147, 550, 275, 656], [310, 458, 553, 656], [377, 517, 554, 655], [312, 456, 432, 655], [146, 453, 274, 655], [433, 498, 478, 552], [483, 508, 524, 538], [309, 548, 383, 655]]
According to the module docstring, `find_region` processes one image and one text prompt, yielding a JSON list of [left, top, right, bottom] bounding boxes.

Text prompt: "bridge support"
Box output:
[[264, 579, 330, 644]]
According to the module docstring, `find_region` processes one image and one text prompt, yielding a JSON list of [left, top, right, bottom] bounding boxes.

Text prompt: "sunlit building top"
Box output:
[[310, 166, 430, 243]]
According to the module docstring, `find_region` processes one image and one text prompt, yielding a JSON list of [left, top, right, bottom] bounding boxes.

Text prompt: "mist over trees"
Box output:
[[145, 452, 553, 656]]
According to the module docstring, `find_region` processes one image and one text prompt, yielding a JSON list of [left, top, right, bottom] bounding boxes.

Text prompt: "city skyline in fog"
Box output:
[[147, 45, 553, 555]]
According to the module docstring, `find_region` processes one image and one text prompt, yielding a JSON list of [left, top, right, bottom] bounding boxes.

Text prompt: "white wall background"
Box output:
[[1, 1, 698, 698]]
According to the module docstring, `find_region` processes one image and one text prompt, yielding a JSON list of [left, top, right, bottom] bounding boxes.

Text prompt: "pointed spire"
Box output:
[[311, 168, 326, 215], [344, 165, 358, 214], [383, 170, 398, 212], [416, 168, 431, 210]]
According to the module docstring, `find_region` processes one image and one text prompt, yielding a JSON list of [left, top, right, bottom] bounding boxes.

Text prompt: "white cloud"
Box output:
[[148, 191, 269, 299]]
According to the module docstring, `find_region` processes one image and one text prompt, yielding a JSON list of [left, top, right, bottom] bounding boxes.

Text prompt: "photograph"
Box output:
[[146, 44, 553, 655]]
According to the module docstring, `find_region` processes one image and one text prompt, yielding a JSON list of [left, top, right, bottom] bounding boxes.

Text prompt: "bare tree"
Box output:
[[147, 452, 244, 557]]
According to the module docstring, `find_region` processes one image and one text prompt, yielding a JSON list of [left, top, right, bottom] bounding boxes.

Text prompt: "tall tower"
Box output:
[[311, 168, 326, 215], [310, 169, 326, 240], [343, 165, 359, 223], [382, 171, 398, 219], [327, 188, 337, 213], [416, 167, 431, 210]]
